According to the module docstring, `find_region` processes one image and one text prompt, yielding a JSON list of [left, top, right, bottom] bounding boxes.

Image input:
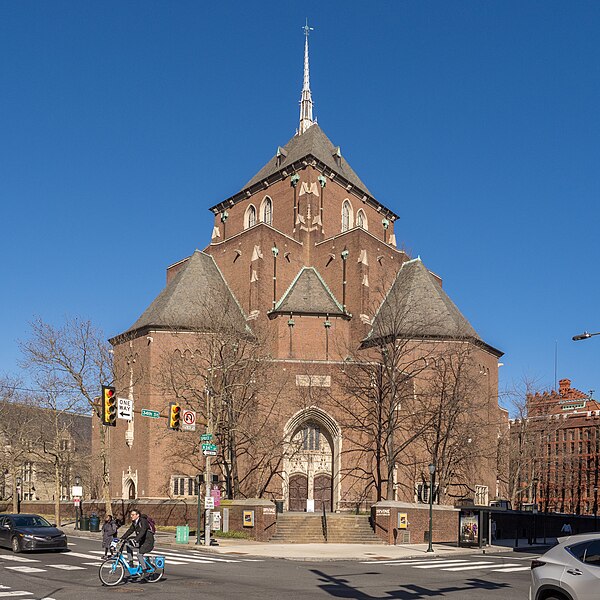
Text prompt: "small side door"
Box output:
[[0, 517, 10, 548], [561, 539, 600, 600]]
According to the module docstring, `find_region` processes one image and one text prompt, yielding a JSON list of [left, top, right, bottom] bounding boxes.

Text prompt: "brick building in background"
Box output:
[[102, 29, 505, 511], [511, 378, 600, 515]]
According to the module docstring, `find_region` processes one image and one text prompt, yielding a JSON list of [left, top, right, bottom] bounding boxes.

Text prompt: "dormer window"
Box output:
[[356, 209, 367, 230], [261, 196, 273, 225], [245, 205, 257, 229], [342, 200, 353, 232]]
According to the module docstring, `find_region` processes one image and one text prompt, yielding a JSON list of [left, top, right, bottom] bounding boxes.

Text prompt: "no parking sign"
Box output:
[[181, 409, 196, 431]]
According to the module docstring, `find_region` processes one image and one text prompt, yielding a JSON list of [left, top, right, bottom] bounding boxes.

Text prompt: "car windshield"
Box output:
[[12, 516, 52, 528]]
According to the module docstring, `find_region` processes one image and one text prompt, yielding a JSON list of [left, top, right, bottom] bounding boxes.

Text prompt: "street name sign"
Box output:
[[181, 409, 196, 432], [117, 397, 133, 421], [202, 443, 217, 452], [141, 408, 160, 419], [200, 433, 213, 441]]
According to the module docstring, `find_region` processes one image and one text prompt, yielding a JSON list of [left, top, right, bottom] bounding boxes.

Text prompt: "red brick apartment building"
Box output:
[[512, 378, 600, 515], [100, 31, 505, 512]]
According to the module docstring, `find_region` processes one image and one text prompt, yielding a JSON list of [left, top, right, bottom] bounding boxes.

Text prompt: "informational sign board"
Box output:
[[398, 513, 408, 529], [73, 498, 81, 506], [243, 510, 255, 527], [211, 512, 221, 531], [141, 408, 160, 418], [211, 487, 221, 507], [204, 496, 215, 510], [306, 499, 315, 513], [71, 486, 83, 498], [117, 398, 133, 421], [181, 409, 196, 431]]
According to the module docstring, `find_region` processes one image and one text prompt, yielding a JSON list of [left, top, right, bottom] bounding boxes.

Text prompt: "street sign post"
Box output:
[[141, 409, 160, 418], [117, 398, 133, 421], [181, 409, 196, 431]]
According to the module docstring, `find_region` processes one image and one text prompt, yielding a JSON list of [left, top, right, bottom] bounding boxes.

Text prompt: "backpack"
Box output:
[[146, 515, 156, 534]]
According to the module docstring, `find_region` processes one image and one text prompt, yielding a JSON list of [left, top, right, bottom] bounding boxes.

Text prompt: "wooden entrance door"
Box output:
[[288, 474, 308, 511], [314, 474, 332, 512]]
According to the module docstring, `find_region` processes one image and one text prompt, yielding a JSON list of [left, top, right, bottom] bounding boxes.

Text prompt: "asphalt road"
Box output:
[[0, 534, 535, 599]]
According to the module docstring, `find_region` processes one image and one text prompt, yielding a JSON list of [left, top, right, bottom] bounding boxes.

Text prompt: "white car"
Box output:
[[530, 533, 600, 600]]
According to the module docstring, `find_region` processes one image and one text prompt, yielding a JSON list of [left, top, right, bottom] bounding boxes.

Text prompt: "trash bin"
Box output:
[[176, 525, 189, 544], [275, 500, 284, 514], [89, 515, 100, 532], [80, 516, 90, 531]]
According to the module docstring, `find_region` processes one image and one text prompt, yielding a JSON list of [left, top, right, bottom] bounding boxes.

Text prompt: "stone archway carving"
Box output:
[[283, 407, 342, 512]]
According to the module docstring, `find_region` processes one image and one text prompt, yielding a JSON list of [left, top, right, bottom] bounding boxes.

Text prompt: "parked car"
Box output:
[[0, 514, 68, 552], [530, 533, 600, 600]]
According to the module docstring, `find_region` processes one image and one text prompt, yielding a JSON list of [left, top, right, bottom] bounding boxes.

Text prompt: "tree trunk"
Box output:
[[12, 467, 18, 514]]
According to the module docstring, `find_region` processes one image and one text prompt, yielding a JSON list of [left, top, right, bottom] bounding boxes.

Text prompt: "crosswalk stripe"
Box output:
[[64, 552, 102, 560], [0, 592, 34, 597], [413, 561, 479, 569], [0, 556, 39, 563], [442, 562, 495, 571], [491, 566, 531, 573], [48, 564, 86, 570], [153, 550, 239, 564], [82, 562, 103, 566], [4, 567, 46, 573]]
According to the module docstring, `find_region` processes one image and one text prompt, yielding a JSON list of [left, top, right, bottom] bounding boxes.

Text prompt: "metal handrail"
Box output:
[[321, 504, 328, 542]]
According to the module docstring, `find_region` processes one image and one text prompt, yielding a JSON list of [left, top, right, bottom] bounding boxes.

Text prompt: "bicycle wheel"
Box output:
[[145, 558, 164, 582], [99, 558, 125, 586]]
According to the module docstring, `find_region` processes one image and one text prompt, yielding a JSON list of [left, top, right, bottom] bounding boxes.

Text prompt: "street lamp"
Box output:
[[573, 331, 600, 341], [15, 476, 21, 514], [427, 463, 436, 553], [74, 475, 82, 530]]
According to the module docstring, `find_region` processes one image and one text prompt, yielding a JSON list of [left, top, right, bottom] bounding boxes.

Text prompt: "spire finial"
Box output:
[[298, 19, 314, 135]]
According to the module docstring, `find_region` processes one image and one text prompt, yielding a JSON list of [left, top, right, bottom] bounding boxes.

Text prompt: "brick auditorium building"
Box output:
[[103, 30, 505, 512]]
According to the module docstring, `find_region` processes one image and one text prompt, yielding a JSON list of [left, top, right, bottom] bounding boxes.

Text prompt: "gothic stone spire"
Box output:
[[298, 20, 314, 135]]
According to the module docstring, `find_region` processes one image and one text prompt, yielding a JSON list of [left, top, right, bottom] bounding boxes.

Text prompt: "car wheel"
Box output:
[[11, 537, 21, 553]]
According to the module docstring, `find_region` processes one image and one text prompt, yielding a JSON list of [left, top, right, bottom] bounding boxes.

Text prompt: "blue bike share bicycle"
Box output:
[[98, 538, 165, 586]]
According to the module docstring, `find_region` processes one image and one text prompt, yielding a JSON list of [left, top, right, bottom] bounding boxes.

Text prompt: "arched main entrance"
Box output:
[[283, 407, 341, 512]]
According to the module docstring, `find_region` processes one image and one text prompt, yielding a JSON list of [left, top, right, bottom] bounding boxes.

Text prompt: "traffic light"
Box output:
[[102, 385, 117, 426], [169, 402, 181, 430]]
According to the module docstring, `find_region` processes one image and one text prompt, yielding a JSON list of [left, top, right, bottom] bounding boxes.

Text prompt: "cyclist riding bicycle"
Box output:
[[120, 509, 155, 581]]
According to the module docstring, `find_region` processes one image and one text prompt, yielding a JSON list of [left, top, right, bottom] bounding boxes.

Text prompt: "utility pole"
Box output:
[[204, 387, 212, 547]]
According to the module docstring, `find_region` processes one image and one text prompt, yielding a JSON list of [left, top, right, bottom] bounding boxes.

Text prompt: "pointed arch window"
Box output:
[[245, 205, 257, 229], [342, 200, 353, 232], [356, 209, 368, 230], [261, 196, 273, 225]]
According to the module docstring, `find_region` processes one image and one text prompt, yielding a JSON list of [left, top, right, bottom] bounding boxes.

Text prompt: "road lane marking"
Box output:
[[4, 567, 46, 573], [0, 556, 39, 563], [442, 562, 496, 571]]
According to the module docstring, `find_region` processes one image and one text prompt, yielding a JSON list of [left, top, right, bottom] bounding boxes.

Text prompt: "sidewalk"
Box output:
[[61, 523, 532, 561]]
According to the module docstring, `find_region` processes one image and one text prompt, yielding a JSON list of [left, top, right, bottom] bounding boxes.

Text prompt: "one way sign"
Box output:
[[117, 398, 133, 421]]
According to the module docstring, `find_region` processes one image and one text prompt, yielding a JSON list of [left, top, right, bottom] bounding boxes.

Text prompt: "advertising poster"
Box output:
[[460, 511, 479, 545]]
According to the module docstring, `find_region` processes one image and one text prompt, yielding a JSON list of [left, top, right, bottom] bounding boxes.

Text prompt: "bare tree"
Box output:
[[19, 317, 114, 513]]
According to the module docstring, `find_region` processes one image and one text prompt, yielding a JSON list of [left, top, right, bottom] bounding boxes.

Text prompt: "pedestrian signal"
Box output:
[[102, 385, 117, 426], [169, 403, 181, 430]]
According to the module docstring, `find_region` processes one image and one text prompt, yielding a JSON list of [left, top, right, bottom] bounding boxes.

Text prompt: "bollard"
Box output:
[[514, 529, 519, 548]]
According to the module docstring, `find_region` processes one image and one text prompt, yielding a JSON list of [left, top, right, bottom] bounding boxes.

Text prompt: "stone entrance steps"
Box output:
[[270, 513, 383, 544]]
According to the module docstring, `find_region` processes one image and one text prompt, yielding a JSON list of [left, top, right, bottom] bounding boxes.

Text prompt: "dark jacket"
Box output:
[[101, 520, 118, 549], [122, 514, 155, 554]]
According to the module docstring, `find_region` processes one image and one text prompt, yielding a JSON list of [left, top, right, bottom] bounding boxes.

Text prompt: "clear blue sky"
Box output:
[[2, 1, 600, 402]]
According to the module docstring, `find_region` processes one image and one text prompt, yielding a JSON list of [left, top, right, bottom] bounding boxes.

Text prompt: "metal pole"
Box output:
[[203, 387, 212, 547], [195, 474, 201, 545], [427, 465, 435, 552]]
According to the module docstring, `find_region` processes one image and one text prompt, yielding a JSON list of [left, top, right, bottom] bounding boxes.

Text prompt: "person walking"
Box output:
[[101, 515, 118, 558], [121, 509, 155, 581]]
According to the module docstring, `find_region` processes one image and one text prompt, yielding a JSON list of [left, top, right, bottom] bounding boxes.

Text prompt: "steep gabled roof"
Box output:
[[243, 123, 372, 196], [269, 266, 347, 318], [113, 250, 250, 342], [365, 258, 502, 356]]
